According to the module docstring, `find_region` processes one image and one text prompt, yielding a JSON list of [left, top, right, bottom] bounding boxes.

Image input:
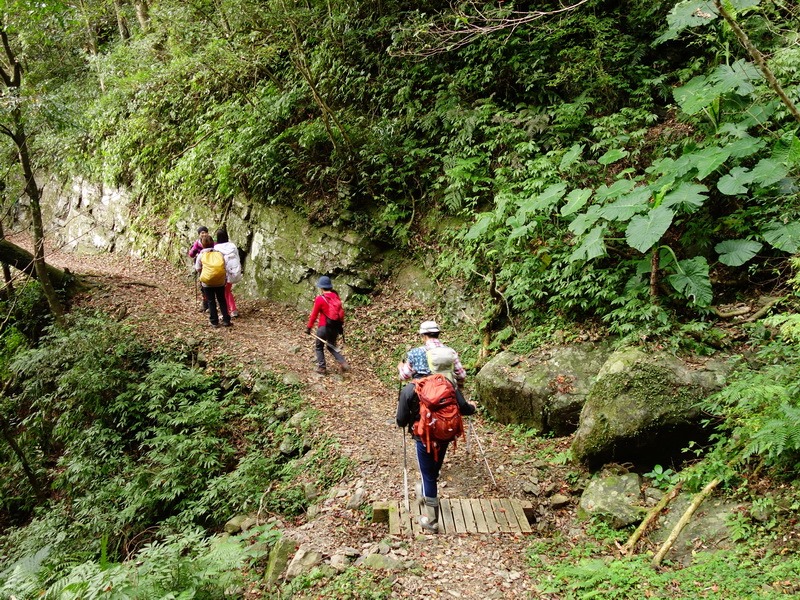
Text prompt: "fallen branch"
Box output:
[[620, 481, 683, 555], [743, 296, 785, 323], [651, 478, 720, 567], [117, 281, 160, 289], [709, 305, 751, 319]]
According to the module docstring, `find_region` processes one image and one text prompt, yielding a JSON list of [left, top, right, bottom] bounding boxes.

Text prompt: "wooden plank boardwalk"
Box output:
[[373, 498, 534, 536]]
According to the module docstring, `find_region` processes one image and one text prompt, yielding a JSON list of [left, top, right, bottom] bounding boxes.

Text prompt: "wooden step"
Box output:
[[373, 498, 533, 535]]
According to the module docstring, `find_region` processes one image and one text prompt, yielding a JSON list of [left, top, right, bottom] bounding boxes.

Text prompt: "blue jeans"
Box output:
[[416, 439, 449, 499]]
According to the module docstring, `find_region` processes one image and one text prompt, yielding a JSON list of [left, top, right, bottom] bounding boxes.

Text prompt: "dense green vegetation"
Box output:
[[3, 0, 799, 342], [0, 287, 351, 596], [1, 0, 799, 596]]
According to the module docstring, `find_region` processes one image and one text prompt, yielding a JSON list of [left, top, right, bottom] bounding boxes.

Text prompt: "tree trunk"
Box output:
[[0, 238, 69, 287], [0, 419, 46, 500], [134, 0, 150, 32], [0, 381, 46, 501], [714, 0, 800, 125], [0, 30, 67, 326], [113, 0, 131, 41], [15, 129, 67, 326], [77, 0, 105, 91], [0, 220, 14, 297]]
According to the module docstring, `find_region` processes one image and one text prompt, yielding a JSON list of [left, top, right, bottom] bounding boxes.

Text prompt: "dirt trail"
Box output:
[[23, 234, 554, 599]]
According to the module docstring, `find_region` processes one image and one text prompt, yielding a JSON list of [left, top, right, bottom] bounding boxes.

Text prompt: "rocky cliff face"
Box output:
[[35, 175, 389, 309]]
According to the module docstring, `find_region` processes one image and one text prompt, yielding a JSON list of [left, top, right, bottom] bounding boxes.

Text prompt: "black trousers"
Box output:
[[203, 286, 230, 325]]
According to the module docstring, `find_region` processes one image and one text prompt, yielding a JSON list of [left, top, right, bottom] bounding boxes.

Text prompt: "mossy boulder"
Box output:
[[650, 493, 741, 566], [571, 349, 728, 469], [474, 344, 613, 434], [578, 472, 646, 528]]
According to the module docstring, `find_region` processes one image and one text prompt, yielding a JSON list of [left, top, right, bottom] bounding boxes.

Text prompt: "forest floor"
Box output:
[[19, 233, 586, 599]]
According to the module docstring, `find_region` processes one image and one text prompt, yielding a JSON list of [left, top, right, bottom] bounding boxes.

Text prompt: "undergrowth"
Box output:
[[0, 310, 351, 597], [528, 528, 800, 599]]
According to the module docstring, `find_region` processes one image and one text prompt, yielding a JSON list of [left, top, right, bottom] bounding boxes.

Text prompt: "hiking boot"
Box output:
[[315, 366, 327, 375], [418, 497, 439, 533], [338, 361, 351, 373], [222, 321, 232, 327], [210, 322, 220, 328]]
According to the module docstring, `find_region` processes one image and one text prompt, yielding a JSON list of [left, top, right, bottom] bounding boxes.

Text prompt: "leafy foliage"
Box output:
[[0, 311, 349, 596]]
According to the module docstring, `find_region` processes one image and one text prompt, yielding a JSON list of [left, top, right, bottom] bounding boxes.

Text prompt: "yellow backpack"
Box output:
[[199, 250, 226, 286]]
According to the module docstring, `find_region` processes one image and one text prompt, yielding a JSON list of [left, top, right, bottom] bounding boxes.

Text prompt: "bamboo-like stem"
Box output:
[[651, 478, 721, 567]]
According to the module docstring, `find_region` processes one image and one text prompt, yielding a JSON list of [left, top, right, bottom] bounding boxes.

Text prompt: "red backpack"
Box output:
[[413, 374, 464, 461], [321, 293, 345, 329]]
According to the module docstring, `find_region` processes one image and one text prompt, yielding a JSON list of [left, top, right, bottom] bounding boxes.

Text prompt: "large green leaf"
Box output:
[[674, 59, 760, 115], [691, 146, 731, 180], [560, 144, 584, 171], [625, 206, 674, 253], [598, 187, 650, 221], [560, 188, 593, 217], [763, 221, 800, 253], [773, 132, 800, 166], [656, 0, 718, 44], [569, 206, 602, 235], [518, 183, 567, 215], [598, 148, 629, 165], [729, 0, 762, 9], [595, 178, 636, 201], [661, 182, 708, 212], [750, 158, 788, 187], [667, 257, 712, 306], [715, 239, 763, 266], [569, 225, 606, 262], [464, 213, 494, 240], [724, 134, 765, 158], [717, 166, 755, 195], [673, 75, 717, 115], [716, 60, 761, 95]]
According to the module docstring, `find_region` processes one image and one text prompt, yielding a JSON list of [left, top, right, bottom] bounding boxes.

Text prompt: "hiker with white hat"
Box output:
[[396, 344, 476, 533], [397, 320, 467, 387]]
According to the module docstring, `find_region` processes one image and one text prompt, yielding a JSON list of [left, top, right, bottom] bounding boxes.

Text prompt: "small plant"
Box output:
[[644, 464, 680, 490]]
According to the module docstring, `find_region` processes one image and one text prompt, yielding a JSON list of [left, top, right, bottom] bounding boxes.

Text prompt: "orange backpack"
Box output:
[[413, 374, 464, 461]]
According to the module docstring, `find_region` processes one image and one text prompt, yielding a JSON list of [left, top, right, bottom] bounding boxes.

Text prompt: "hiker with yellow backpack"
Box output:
[[194, 233, 232, 328]]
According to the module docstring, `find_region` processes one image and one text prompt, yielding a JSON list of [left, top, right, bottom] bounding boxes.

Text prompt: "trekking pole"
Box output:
[[469, 419, 497, 489], [311, 333, 342, 354], [399, 382, 410, 513], [402, 428, 410, 513]]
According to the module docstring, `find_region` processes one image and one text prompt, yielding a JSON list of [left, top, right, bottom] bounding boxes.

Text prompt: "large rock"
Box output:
[[37, 175, 389, 307], [578, 472, 646, 528], [649, 493, 742, 566], [571, 349, 727, 469], [475, 345, 613, 434], [264, 536, 299, 587]]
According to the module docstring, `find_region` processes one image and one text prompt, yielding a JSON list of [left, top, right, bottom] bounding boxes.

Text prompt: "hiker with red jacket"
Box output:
[[396, 347, 476, 533], [194, 233, 232, 328], [306, 275, 350, 374], [398, 320, 467, 386]]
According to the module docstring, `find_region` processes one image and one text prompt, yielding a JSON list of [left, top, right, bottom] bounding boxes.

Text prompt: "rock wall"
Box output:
[[34, 175, 390, 309]]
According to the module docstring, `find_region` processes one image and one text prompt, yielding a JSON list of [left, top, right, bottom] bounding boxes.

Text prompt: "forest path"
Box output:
[[23, 233, 560, 599]]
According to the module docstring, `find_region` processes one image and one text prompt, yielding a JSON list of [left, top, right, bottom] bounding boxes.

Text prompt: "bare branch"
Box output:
[[391, 0, 592, 58]]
